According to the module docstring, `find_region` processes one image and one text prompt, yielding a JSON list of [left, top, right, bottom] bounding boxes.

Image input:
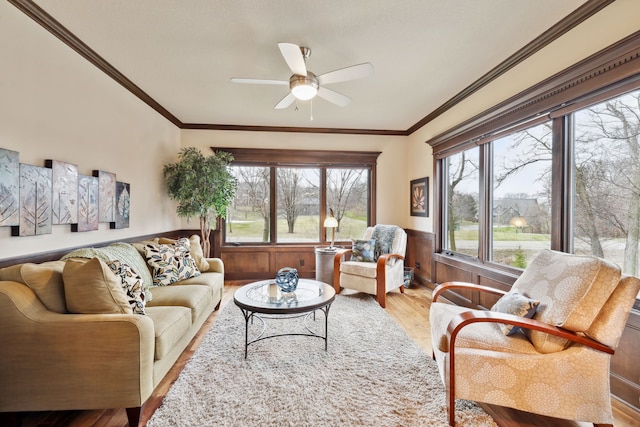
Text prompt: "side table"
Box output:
[[315, 246, 340, 286]]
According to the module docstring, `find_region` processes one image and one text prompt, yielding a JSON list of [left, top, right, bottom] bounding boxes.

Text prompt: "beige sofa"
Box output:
[[0, 236, 224, 426]]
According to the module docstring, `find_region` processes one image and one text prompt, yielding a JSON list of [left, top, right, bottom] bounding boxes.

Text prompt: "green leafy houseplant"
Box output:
[[163, 147, 236, 257]]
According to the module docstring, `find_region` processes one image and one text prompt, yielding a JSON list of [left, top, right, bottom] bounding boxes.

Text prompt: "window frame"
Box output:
[[212, 147, 380, 246]]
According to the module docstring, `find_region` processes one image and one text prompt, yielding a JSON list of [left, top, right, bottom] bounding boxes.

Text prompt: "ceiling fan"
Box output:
[[231, 42, 374, 110]]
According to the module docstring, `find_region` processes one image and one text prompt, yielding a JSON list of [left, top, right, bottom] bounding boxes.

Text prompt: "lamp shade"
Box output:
[[324, 217, 338, 228]]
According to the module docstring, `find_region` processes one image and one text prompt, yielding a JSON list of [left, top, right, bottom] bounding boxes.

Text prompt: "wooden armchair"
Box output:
[[333, 225, 406, 308], [430, 249, 640, 426]]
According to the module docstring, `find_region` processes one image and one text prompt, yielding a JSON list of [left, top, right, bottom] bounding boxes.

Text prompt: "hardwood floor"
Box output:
[[14, 281, 639, 427]]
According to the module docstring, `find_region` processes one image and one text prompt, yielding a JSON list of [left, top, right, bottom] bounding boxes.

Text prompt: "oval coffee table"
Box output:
[[234, 278, 335, 358]]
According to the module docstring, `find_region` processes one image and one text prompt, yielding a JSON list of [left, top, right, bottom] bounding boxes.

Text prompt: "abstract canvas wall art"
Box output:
[[111, 181, 130, 229], [95, 170, 116, 223], [0, 148, 20, 227], [73, 174, 99, 232], [46, 159, 78, 225], [13, 164, 52, 236]]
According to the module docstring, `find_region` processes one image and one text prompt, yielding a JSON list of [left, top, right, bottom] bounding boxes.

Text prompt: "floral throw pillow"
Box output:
[[351, 239, 376, 262], [144, 237, 201, 286], [491, 292, 540, 336], [107, 260, 146, 315]]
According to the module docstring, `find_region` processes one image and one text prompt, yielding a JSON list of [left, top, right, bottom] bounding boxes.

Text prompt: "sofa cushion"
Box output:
[[101, 242, 155, 301], [62, 242, 154, 302], [512, 249, 621, 353], [144, 238, 201, 286], [107, 260, 146, 315], [158, 235, 210, 272], [145, 306, 192, 360], [63, 258, 133, 315], [147, 284, 212, 322], [0, 261, 68, 313]]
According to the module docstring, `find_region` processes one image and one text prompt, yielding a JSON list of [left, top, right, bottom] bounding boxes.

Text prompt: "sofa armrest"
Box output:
[[205, 257, 224, 275], [0, 281, 156, 412]]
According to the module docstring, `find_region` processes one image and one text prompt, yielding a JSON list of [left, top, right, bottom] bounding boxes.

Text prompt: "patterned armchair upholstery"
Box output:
[[430, 249, 640, 426], [333, 225, 406, 308]]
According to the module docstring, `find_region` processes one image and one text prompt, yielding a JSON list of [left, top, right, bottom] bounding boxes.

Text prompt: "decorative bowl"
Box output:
[[275, 267, 299, 293]]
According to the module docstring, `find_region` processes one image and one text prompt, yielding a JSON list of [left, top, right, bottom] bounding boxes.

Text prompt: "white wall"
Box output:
[[180, 129, 408, 228], [0, 2, 181, 259]]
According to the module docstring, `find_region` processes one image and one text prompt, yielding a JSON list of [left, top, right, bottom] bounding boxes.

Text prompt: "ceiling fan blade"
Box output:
[[317, 87, 351, 107], [231, 78, 288, 85], [278, 42, 307, 76], [317, 63, 374, 85], [275, 92, 296, 109]]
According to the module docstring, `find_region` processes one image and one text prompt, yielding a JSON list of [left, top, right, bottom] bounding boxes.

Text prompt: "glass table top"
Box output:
[[245, 280, 325, 304], [234, 278, 335, 314]]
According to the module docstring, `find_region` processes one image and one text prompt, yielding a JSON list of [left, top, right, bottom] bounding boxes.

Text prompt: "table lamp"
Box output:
[[323, 210, 339, 249]]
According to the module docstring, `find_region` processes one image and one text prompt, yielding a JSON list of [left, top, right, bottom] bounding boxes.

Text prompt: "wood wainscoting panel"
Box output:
[[274, 251, 315, 275], [611, 309, 640, 413], [405, 229, 434, 287], [220, 250, 271, 280], [220, 245, 317, 280]]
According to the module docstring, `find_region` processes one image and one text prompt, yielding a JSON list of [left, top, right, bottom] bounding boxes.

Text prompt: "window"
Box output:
[[491, 122, 552, 267], [218, 148, 379, 246], [276, 167, 319, 243], [572, 89, 640, 275], [226, 166, 270, 243], [444, 147, 479, 258], [326, 168, 369, 242]]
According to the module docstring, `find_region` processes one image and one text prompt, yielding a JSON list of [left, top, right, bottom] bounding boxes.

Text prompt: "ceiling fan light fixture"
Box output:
[[290, 73, 319, 101]]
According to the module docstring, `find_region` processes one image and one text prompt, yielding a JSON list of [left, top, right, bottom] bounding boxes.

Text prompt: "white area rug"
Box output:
[[148, 293, 497, 427]]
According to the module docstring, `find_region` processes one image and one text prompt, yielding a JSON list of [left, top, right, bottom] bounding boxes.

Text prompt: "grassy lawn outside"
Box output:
[[226, 213, 368, 242]]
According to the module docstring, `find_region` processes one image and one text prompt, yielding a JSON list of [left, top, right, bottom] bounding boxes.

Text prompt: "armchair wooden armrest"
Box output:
[[376, 253, 405, 308], [432, 281, 508, 302], [333, 249, 352, 294], [446, 310, 614, 355], [376, 253, 405, 278]]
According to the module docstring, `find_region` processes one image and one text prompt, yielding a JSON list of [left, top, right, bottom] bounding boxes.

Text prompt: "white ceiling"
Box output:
[[30, 0, 587, 132]]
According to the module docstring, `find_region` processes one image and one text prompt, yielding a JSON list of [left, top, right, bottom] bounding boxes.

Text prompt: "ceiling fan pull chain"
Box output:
[[310, 99, 314, 121]]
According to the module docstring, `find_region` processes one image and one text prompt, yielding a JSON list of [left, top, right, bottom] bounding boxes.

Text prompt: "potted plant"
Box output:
[[163, 147, 236, 257]]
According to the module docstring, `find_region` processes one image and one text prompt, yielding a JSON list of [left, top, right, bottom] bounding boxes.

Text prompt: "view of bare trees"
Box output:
[[277, 168, 308, 234], [228, 166, 368, 243], [231, 167, 270, 241], [326, 169, 367, 233], [574, 90, 640, 275], [446, 150, 478, 253]]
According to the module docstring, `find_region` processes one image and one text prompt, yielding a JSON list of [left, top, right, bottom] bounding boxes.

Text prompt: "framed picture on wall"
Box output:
[[410, 177, 428, 217]]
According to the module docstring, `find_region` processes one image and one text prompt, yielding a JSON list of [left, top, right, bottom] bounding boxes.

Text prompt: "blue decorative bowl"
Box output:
[[275, 267, 299, 293]]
